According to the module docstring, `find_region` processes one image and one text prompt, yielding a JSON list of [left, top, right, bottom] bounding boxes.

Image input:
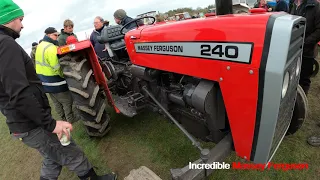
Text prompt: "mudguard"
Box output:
[[57, 40, 120, 113]]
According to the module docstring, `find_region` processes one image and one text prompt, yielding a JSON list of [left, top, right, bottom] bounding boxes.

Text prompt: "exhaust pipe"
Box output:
[[215, 0, 233, 15]]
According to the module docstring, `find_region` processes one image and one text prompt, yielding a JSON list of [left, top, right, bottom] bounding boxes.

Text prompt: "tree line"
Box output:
[[164, 5, 215, 17]]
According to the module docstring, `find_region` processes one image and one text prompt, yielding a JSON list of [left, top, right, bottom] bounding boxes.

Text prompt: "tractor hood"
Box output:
[[125, 21, 174, 40], [124, 12, 274, 72]]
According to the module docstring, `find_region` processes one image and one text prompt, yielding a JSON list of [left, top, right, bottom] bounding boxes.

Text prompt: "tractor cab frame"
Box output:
[[136, 11, 158, 25]]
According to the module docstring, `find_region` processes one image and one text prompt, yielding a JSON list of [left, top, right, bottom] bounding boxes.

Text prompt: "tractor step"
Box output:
[[112, 92, 145, 117]]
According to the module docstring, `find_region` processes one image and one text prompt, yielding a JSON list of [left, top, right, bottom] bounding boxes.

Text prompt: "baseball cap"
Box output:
[[44, 27, 58, 34]]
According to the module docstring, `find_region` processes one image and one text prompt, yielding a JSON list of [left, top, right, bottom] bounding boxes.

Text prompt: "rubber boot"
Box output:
[[79, 168, 117, 180]]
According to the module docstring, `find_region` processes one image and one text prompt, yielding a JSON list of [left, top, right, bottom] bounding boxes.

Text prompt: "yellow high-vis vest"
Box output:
[[35, 41, 69, 93]]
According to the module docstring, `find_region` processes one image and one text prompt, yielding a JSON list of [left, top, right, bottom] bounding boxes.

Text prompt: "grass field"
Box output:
[[1, 69, 320, 180]]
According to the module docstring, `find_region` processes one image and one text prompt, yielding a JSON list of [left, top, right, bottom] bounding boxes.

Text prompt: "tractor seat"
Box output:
[[110, 39, 126, 51], [97, 25, 125, 44]]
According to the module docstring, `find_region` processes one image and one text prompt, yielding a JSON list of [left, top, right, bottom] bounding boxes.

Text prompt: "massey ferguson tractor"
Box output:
[[57, 0, 308, 179]]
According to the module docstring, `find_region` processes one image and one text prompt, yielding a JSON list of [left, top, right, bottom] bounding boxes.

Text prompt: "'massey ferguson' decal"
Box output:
[[134, 42, 253, 63]]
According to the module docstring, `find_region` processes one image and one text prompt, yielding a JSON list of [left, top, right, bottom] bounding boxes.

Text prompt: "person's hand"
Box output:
[[102, 44, 108, 52], [53, 120, 73, 140]]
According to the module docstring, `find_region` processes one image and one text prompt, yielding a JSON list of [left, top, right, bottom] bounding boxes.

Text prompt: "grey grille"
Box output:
[[287, 22, 305, 63], [268, 20, 305, 160]]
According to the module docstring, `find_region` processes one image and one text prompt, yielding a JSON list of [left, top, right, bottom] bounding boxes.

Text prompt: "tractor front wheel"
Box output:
[[286, 85, 308, 135], [59, 53, 111, 137]]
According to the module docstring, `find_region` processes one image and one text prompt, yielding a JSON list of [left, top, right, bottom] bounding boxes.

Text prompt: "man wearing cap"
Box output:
[[113, 9, 138, 30], [0, 1, 117, 179], [35, 27, 78, 125]]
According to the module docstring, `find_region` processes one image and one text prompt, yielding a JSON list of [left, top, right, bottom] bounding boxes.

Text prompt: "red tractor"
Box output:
[[57, 0, 308, 179]]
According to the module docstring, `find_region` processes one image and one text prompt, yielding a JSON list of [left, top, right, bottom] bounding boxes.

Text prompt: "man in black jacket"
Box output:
[[289, 0, 320, 147], [90, 16, 110, 59], [275, 0, 289, 12], [0, 0, 117, 179], [290, 0, 320, 95], [113, 9, 138, 30]]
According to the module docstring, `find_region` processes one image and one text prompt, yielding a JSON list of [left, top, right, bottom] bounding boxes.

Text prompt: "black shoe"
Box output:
[[96, 173, 117, 180]]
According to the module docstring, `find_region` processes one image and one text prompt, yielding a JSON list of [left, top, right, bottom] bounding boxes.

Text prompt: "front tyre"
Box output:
[[286, 85, 308, 135]]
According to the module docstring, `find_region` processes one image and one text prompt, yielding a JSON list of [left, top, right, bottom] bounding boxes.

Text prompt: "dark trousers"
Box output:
[[13, 127, 92, 179], [299, 56, 314, 95]]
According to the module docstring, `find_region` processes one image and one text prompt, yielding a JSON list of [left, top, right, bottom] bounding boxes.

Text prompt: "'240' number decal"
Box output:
[[200, 45, 239, 59]]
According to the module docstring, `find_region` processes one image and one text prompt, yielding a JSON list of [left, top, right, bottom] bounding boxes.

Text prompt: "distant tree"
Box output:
[[208, 4, 215, 9], [196, 7, 202, 12], [164, 4, 218, 17]]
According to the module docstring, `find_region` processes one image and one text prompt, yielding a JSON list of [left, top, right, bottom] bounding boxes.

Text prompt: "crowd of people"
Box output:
[[0, 0, 320, 179], [28, 9, 137, 130], [0, 1, 138, 179], [254, 0, 290, 12]]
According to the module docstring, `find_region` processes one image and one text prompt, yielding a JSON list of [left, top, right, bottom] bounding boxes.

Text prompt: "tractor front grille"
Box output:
[[287, 22, 305, 63], [268, 20, 305, 160]]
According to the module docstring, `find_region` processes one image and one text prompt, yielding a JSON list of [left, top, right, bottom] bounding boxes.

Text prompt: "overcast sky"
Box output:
[[14, 0, 257, 53]]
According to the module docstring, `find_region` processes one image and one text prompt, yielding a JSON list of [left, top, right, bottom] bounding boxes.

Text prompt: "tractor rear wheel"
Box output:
[[286, 85, 308, 135], [59, 53, 111, 137]]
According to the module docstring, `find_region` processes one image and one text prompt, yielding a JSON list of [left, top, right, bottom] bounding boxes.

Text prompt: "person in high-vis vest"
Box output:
[[35, 27, 77, 124]]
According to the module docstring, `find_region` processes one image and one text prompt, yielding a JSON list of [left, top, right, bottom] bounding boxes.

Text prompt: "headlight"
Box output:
[[282, 71, 290, 98], [296, 56, 301, 76]]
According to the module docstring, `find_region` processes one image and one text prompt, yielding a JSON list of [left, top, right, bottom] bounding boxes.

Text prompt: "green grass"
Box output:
[[1, 67, 320, 179]]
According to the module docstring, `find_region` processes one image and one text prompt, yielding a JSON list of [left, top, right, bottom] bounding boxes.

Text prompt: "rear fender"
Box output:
[[57, 40, 120, 113]]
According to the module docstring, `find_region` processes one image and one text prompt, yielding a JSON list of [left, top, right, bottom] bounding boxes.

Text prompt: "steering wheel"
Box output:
[[120, 16, 156, 35]]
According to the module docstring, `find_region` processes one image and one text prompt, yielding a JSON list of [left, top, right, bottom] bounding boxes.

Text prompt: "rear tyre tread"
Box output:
[[69, 87, 90, 98], [89, 85, 100, 107], [76, 105, 97, 116], [96, 102, 106, 123], [63, 71, 82, 80], [59, 54, 111, 137], [76, 59, 88, 71], [83, 69, 93, 88]]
